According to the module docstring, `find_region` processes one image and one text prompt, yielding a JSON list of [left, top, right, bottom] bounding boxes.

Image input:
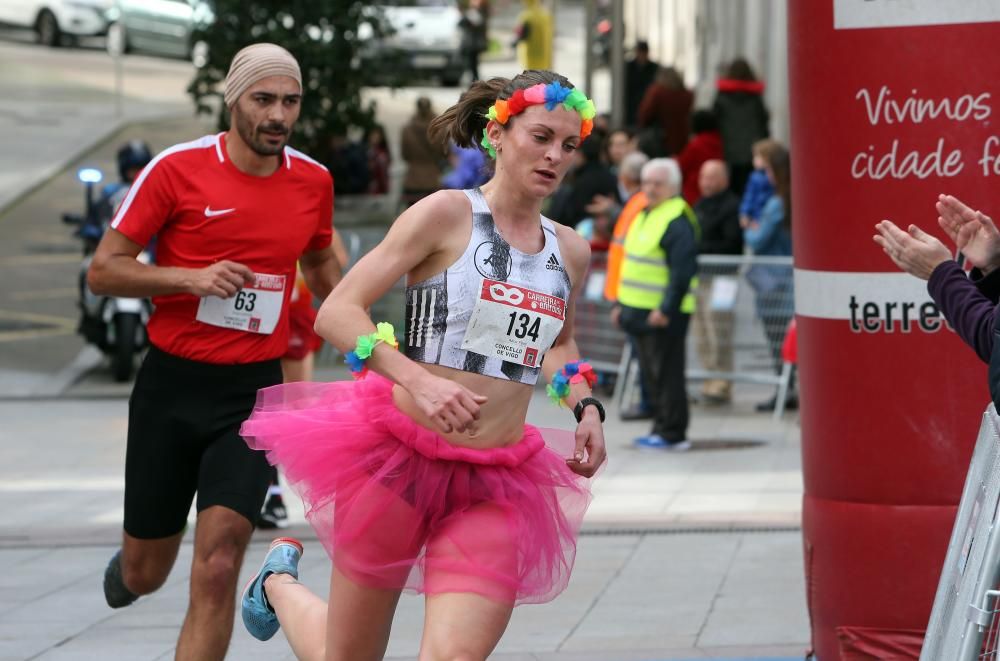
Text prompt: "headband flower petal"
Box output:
[[481, 82, 596, 159]]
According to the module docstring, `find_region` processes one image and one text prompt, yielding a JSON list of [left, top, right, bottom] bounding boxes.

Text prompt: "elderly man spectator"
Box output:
[[612, 158, 699, 449], [595, 151, 655, 419], [692, 159, 742, 403]]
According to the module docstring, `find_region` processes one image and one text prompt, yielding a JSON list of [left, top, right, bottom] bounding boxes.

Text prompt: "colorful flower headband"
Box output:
[[480, 82, 597, 159]]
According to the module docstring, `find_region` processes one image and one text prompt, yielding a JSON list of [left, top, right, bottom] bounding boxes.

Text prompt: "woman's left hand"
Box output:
[[568, 409, 606, 478], [873, 220, 952, 280]]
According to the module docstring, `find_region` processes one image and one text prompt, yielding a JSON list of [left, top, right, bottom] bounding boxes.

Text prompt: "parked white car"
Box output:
[[359, 0, 466, 87], [0, 0, 112, 46]]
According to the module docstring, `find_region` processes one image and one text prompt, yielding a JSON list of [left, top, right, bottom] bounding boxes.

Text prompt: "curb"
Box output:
[[0, 110, 190, 219]]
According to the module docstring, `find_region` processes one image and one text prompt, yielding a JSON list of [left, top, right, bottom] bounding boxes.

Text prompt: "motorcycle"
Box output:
[[62, 166, 151, 382]]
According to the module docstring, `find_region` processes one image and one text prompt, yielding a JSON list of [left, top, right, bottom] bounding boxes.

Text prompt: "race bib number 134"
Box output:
[[460, 279, 566, 367]]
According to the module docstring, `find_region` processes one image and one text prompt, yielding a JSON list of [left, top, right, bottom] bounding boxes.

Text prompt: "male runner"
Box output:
[[87, 43, 340, 660]]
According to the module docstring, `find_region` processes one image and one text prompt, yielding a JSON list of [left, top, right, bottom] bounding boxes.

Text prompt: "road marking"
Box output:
[[0, 307, 76, 342], [0, 308, 77, 325], [0, 327, 74, 342]]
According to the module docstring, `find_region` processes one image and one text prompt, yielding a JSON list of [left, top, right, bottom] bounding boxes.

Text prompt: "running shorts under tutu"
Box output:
[[240, 375, 596, 605]]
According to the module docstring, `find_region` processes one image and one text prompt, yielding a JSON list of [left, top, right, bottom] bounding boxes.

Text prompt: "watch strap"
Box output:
[[574, 396, 606, 423]]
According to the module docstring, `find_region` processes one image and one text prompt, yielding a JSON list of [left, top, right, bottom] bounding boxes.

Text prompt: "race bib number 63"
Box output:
[[460, 279, 566, 367], [196, 272, 286, 334]]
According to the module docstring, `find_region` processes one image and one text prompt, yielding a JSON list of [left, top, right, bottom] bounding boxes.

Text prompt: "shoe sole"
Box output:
[[633, 440, 692, 451]]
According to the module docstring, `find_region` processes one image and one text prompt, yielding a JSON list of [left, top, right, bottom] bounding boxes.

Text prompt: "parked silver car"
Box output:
[[107, 0, 213, 62], [359, 0, 466, 87]]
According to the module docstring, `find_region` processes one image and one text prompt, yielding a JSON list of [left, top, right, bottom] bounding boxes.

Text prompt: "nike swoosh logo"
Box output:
[[204, 206, 235, 218]]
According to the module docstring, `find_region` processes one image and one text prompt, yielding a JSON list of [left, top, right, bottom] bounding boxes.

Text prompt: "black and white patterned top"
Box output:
[[403, 188, 573, 384]]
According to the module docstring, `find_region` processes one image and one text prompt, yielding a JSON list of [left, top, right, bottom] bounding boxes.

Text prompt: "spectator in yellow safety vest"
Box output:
[[611, 158, 700, 450]]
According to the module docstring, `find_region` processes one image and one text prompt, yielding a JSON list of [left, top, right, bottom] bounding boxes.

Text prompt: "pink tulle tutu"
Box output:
[[240, 374, 595, 605]]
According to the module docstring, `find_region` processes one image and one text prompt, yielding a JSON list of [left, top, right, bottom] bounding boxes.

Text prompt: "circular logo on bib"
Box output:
[[474, 241, 513, 280]]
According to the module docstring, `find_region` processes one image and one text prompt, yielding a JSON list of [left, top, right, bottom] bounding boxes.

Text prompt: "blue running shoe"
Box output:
[[634, 434, 691, 452], [241, 537, 304, 641]]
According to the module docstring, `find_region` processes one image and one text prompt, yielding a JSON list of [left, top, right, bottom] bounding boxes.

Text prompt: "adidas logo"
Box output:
[[546, 253, 564, 272]]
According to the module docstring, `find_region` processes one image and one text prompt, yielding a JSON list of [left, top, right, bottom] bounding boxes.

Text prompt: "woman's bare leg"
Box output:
[[325, 565, 402, 661], [264, 566, 402, 661], [418, 591, 513, 661], [417, 503, 516, 660], [264, 572, 328, 661]]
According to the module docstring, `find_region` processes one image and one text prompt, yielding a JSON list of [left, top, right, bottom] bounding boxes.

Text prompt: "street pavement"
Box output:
[[0, 371, 807, 661], [0, 15, 808, 661]]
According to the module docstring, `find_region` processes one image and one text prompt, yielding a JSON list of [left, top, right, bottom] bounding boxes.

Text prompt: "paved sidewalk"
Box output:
[[0, 372, 808, 660]]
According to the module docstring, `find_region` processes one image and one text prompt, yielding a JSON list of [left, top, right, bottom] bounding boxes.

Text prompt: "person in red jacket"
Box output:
[[636, 66, 693, 157], [676, 109, 723, 206]]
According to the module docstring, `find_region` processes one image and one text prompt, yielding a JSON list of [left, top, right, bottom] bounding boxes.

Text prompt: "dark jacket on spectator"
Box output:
[[625, 57, 658, 128], [548, 140, 619, 227], [713, 78, 770, 168], [694, 189, 742, 256]]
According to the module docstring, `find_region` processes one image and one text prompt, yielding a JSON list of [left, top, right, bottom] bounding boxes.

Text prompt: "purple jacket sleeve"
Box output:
[[927, 260, 998, 363], [970, 266, 1000, 303]]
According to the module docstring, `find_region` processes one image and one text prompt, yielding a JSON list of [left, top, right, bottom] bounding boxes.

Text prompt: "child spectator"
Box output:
[[739, 138, 778, 229]]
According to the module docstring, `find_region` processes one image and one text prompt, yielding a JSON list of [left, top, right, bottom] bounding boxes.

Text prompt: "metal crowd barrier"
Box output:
[[921, 404, 1000, 660], [317, 240, 796, 417], [576, 253, 795, 418]]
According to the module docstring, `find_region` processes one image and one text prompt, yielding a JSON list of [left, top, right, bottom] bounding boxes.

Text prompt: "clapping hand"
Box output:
[[936, 194, 1000, 274], [873, 220, 951, 281]]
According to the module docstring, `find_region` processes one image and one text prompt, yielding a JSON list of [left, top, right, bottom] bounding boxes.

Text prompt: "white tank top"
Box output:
[[403, 188, 572, 385]]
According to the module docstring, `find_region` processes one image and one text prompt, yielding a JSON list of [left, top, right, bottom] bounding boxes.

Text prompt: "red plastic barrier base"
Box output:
[[803, 494, 958, 660], [836, 625, 924, 660]]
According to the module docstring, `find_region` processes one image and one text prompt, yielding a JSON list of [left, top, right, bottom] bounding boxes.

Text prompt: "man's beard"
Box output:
[[234, 107, 289, 157]]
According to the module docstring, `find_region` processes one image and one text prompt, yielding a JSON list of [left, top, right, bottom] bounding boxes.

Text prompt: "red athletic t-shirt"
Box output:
[[111, 133, 333, 364]]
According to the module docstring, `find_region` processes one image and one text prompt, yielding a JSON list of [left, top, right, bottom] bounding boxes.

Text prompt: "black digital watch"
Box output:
[[573, 397, 606, 423]]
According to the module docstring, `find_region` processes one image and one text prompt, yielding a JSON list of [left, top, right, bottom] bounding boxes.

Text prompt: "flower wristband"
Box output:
[[344, 322, 398, 379], [546, 360, 598, 406]]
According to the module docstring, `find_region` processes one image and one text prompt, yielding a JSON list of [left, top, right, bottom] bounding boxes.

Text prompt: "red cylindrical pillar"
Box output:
[[790, 3, 1000, 658]]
